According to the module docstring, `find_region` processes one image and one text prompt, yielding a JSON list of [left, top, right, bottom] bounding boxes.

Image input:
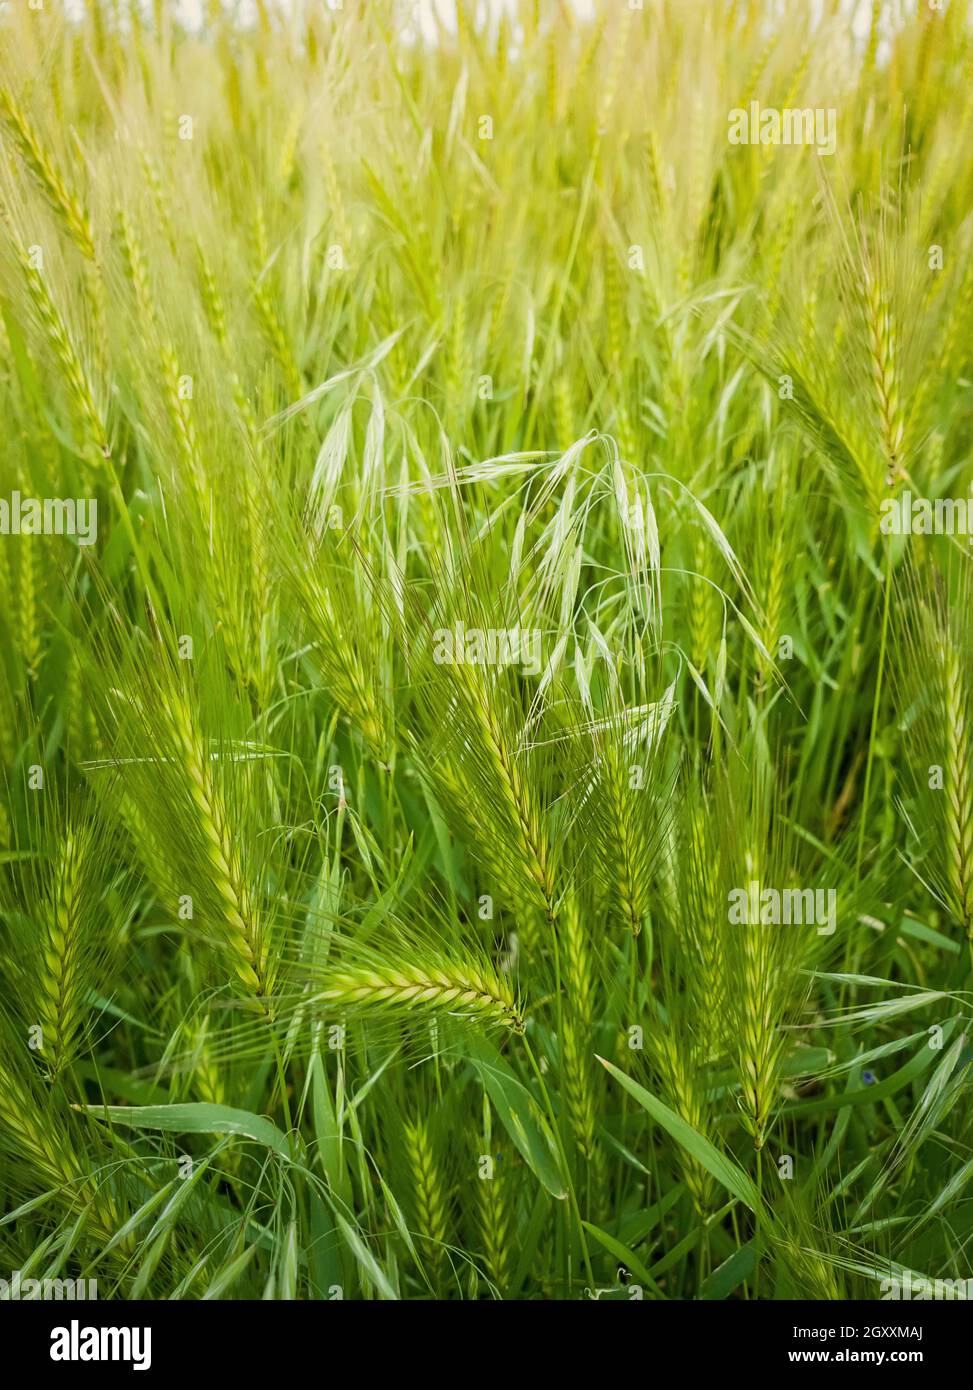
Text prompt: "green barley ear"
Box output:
[[558, 895, 597, 1167], [17, 518, 42, 683], [861, 253, 904, 488], [940, 641, 973, 938], [403, 1115, 450, 1286], [181, 1011, 228, 1107], [730, 840, 790, 1147], [645, 793, 725, 1211], [283, 539, 396, 766], [708, 756, 820, 1151], [270, 461, 396, 764], [11, 239, 109, 462], [650, 1027, 716, 1215], [579, 683, 676, 937], [76, 606, 281, 1011], [407, 611, 558, 929], [895, 556, 973, 956], [768, 1180, 847, 1299], [137, 679, 276, 1003], [0, 1013, 123, 1246], [314, 954, 522, 1035], [555, 890, 607, 1200], [0, 87, 96, 261], [753, 449, 794, 693], [2, 786, 128, 1087], [300, 885, 524, 1036], [744, 189, 932, 522], [33, 820, 115, 1083], [37, 823, 89, 1081], [248, 199, 303, 402], [476, 1166, 512, 1296], [474, 1101, 511, 1297]]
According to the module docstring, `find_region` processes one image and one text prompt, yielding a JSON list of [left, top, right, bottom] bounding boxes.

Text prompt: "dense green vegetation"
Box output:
[[1, 0, 972, 1300]]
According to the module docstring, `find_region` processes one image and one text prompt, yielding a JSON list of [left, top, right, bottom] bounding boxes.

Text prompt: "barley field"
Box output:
[[0, 0, 971, 1304]]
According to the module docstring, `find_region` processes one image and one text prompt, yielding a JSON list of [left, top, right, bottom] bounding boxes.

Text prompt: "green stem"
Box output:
[[753, 1144, 763, 1300], [522, 1033, 595, 1290], [855, 539, 893, 891]]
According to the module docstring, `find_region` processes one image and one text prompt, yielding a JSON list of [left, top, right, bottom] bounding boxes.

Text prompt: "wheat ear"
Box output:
[[19, 248, 108, 460], [36, 826, 88, 1080], [162, 691, 274, 1004], [0, 1061, 121, 1243], [476, 1161, 511, 1295], [942, 641, 973, 937], [559, 896, 603, 1175], [319, 960, 523, 1032], [1, 88, 96, 260], [863, 263, 905, 486], [403, 1117, 449, 1281]]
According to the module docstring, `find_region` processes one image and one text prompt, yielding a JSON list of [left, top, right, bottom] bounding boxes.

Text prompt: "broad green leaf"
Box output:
[[334, 1213, 398, 1300], [597, 1056, 762, 1214], [580, 1221, 663, 1297], [465, 1036, 567, 1200], [79, 1103, 293, 1160], [699, 1243, 756, 1300], [202, 1243, 260, 1300]]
